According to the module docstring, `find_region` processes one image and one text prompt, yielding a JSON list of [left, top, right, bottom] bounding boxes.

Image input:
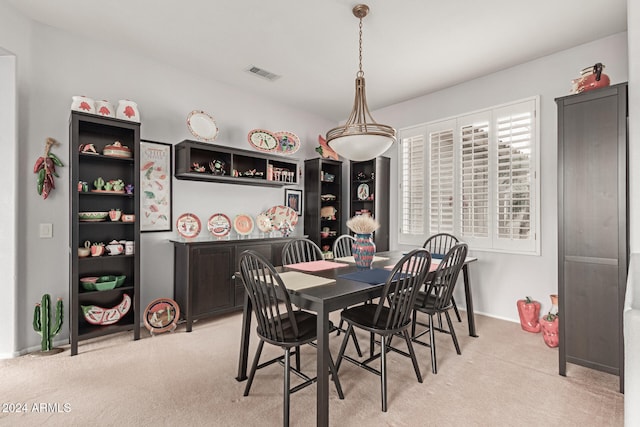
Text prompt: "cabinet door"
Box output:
[[190, 245, 234, 315]]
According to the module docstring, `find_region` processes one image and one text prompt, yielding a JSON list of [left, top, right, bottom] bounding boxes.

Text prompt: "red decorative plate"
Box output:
[[176, 213, 201, 239], [143, 298, 180, 334], [233, 214, 254, 235], [207, 213, 231, 238]]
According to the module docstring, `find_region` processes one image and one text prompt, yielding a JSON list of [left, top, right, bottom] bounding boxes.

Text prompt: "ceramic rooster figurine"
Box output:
[[315, 135, 339, 160]]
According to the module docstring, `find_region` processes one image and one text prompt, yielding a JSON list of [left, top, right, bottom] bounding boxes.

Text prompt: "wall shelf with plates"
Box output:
[[349, 157, 390, 252], [69, 111, 141, 355], [174, 140, 299, 187]]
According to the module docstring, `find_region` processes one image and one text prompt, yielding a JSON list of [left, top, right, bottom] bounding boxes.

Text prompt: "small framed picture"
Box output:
[[285, 188, 303, 216]]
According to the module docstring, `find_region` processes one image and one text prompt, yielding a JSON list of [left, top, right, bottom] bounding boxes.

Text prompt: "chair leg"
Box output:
[[335, 323, 353, 372], [380, 335, 387, 412], [370, 332, 375, 358], [295, 346, 301, 371], [244, 339, 265, 396], [327, 352, 345, 399], [445, 311, 461, 355], [411, 309, 417, 337], [429, 314, 437, 374], [336, 319, 344, 336], [402, 329, 423, 383], [451, 296, 462, 322], [284, 347, 291, 427], [350, 328, 363, 357]]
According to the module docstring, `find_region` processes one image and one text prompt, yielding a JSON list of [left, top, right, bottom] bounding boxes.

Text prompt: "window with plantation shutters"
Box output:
[[429, 126, 454, 235], [397, 97, 539, 254], [496, 107, 532, 241], [399, 126, 427, 245], [459, 116, 490, 242]]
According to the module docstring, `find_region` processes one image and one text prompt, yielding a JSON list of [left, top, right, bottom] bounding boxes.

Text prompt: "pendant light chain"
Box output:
[[358, 17, 364, 77]]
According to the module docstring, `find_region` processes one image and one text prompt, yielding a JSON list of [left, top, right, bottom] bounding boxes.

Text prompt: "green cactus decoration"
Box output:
[[33, 294, 63, 352]]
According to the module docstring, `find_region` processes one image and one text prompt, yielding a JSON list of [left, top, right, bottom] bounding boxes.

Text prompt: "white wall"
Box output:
[[0, 51, 17, 358], [371, 33, 629, 322], [0, 4, 334, 354]]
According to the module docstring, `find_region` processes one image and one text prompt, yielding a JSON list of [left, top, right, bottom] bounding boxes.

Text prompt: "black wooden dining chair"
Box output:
[[411, 243, 468, 374], [239, 250, 344, 427], [332, 234, 355, 258], [335, 249, 432, 412], [283, 236, 363, 357], [422, 233, 463, 322], [281, 238, 324, 265]]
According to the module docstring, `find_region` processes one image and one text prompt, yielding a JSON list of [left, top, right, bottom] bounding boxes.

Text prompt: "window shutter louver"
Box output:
[[460, 120, 490, 239], [399, 131, 426, 242], [496, 111, 532, 240], [429, 128, 454, 234]]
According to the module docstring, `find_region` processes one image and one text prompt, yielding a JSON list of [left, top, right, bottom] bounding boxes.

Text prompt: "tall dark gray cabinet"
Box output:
[[556, 82, 628, 392]]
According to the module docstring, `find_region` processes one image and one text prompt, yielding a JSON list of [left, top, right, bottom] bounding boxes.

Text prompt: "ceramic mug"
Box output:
[[91, 244, 105, 257], [109, 209, 122, 221], [125, 241, 135, 255]]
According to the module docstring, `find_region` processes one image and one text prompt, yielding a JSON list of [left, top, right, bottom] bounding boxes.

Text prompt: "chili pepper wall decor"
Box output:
[[33, 137, 64, 199]]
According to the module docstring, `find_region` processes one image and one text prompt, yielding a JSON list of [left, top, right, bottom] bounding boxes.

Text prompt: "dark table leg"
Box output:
[[236, 292, 252, 381], [463, 264, 478, 337], [316, 303, 330, 427]]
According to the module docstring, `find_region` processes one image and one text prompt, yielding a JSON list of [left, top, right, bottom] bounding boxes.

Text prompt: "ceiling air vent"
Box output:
[[245, 65, 281, 82]]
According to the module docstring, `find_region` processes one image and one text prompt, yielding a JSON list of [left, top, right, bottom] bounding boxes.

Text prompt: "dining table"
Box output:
[[235, 250, 478, 426]]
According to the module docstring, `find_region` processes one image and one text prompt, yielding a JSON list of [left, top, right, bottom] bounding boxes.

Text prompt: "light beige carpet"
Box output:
[[0, 311, 623, 426]]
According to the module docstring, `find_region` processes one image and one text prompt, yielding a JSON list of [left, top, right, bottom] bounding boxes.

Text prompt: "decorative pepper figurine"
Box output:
[[516, 296, 541, 333]]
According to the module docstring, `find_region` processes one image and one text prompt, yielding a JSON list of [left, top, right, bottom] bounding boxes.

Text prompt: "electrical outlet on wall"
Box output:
[[39, 223, 53, 238]]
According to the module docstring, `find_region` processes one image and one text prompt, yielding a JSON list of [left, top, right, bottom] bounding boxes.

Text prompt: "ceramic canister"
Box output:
[[71, 95, 95, 114], [125, 241, 135, 255], [116, 99, 140, 122], [95, 100, 115, 117]]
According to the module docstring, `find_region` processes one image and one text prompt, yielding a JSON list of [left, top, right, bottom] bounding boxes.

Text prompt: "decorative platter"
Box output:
[[274, 131, 300, 155], [233, 214, 255, 235], [264, 205, 299, 228], [81, 293, 131, 326], [207, 213, 231, 238], [176, 213, 201, 239], [79, 211, 109, 222], [255, 213, 273, 233], [187, 110, 219, 142], [248, 129, 278, 152], [357, 183, 370, 200], [143, 298, 180, 334]]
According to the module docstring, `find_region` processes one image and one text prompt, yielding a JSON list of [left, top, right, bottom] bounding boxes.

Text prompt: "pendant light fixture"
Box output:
[[326, 4, 396, 161]]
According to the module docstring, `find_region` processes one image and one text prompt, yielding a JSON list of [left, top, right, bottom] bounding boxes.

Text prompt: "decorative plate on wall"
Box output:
[[274, 131, 300, 155], [176, 213, 201, 239], [248, 129, 278, 152], [207, 213, 231, 238], [187, 110, 219, 142], [233, 214, 255, 235]]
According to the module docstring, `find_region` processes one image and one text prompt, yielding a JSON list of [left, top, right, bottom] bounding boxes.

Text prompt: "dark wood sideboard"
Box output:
[[171, 237, 294, 331]]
